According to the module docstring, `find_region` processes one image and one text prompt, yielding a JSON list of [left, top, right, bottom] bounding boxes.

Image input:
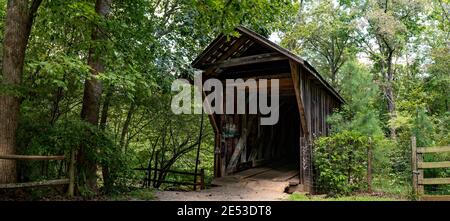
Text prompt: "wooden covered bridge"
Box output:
[[191, 26, 344, 193]]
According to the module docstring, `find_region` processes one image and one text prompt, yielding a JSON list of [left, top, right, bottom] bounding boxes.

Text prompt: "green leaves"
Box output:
[[30, 56, 90, 86], [281, 0, 358, 88], [314, 130, 370, 195]]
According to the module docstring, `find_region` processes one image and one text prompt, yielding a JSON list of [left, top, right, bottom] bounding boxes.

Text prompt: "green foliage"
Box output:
[[17, 116, 131, 195], [425, 46, 450, 114], [314, 130, 369, 195], [327, 60, 383, 138], [1, 0, 448, 200], [193, 0, 295, 37], [281, 0, 358, 87]]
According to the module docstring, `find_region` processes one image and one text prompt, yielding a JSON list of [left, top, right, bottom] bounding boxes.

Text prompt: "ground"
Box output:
[[152, 165, 404, 201], [153, 187, 400, 201], [153, 164, 298, 201], [154, 181, 290, 201]]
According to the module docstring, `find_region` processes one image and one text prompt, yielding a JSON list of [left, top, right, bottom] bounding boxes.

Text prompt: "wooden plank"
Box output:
[[418, 161, 450, 169], [0, 179, 69, 189], [272, 170, 299, 182], [133, 168, 201, 176], [202, 90, 219, 134], [224, 78, 293, 92], [192, 34, 226, 68], [417, 146, 450, 153], [289, 60, 309, 136], [233, 167, 273, 180], [226, 118, 253, 174], [419, 178, 450, 185], [214, 37, 249, 62], [202, 53, 287, 69], [203, 37, 250, 75], [252, 159, 268, 168], [0, 155, 65, 160], [145, 179, 197, 186], [421, 195, 450, 201]]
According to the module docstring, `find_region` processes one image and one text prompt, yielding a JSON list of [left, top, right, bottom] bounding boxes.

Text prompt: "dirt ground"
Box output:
[[154, 177, 292, 201]]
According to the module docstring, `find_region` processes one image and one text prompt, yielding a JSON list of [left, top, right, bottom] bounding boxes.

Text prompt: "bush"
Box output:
[[313, 130, 369, 195]]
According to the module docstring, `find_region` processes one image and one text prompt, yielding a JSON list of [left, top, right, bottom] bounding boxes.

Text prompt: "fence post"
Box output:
[[67, 150, 76, 197], [411, 136, 418, 195], [417, 153, 424, 195], [200, 169, 205, 190], [367, 138, 372, 193]]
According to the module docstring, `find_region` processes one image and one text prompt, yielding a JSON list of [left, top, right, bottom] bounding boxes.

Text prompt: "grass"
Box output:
[[372, 175, 411, 197], [288, 192, 401, 201], [108, 188, 155, 201]]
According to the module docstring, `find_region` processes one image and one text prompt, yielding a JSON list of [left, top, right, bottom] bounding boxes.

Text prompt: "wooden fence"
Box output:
[[411, 136, 450, 201], [134, 167, 205, 190], [0, 150, 75, 197]]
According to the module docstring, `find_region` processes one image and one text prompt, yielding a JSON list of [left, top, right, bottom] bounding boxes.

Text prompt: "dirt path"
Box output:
[[154, 177, 292, 201]]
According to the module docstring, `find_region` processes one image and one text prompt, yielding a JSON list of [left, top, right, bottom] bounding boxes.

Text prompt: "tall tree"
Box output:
[[79, 0, 111, 192], [281, 0, 357, 88], [0, 0, 42, 183], [357, 0, 424, 139]]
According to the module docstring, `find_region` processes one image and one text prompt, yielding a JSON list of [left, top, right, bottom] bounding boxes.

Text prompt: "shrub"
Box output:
[[313, 130, 369, 195]]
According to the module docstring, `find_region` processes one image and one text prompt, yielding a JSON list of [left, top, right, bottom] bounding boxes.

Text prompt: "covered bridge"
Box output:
[[191, 26, 344, 193]]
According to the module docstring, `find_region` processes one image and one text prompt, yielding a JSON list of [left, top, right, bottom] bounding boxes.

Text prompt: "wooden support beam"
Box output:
[[291, 59, 313, 193], [204, 37, 250, 75], [202, 53, 287, 70], [202, 90, 219, 134], [214, 37, 249, 63], [0, 179, 69, 189], [223, 77, 293, 92], [0, 155, 65, 160], [289, 60, 309, 136], [226, 118, 254, 174]]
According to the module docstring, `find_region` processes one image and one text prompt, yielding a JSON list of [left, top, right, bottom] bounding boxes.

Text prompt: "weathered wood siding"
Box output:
[[298, 65, 340, 192]]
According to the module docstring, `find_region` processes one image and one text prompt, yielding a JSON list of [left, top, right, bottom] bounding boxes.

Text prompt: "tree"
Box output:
[[356, 0, 425, 139], [281, 0, 358, 88], [79, 0, 112, 193], [0, 0, 42, 184], [327, 60, 384, 139]]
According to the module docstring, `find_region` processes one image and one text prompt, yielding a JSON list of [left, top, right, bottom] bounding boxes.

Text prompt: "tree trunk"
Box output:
[[384, 51, 396, 139], [99, 85, 113, 193], [79, 0, 111, 192], [49, 87, 64, 125], [99, 85, 114, 130], [0, 0, 42, 184], [120, 102, 136, 152]]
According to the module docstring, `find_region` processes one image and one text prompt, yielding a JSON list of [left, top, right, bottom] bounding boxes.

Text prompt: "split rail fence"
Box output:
[[0, 150, 75, 197], [134, 167, 205, 190], [411, 136, 450, 201]]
